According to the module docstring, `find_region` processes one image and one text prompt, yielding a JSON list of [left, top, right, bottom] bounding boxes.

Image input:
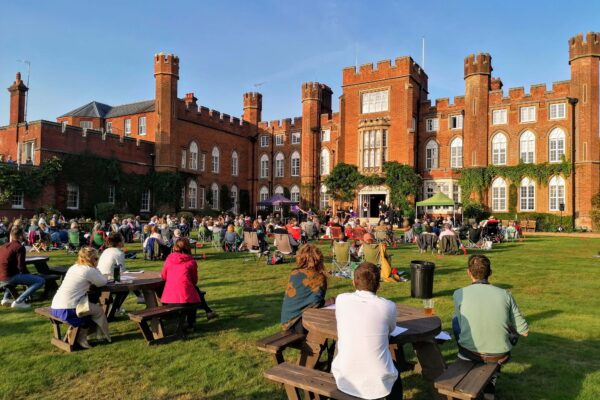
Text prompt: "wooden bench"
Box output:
[[434, 360, 499, 399], [35, 307, 82, 352], [256, 330, 306, 365], [264, 362, 363, 400], [128, 305, 189, 345]]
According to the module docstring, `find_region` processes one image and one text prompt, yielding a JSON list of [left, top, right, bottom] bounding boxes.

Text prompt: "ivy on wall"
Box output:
[[0, 157, 62, 204]]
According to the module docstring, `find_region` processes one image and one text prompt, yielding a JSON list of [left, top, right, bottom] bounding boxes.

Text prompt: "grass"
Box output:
[[1, 235, 600, 399]]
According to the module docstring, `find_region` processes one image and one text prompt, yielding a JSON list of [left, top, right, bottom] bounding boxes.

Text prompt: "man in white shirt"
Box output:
[[332, 262, 402, 399]]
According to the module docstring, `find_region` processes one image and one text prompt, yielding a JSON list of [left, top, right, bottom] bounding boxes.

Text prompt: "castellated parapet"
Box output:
[[464, 53, 492, 78], [569, 32, 600, 63], [154, 53, 179, 77]]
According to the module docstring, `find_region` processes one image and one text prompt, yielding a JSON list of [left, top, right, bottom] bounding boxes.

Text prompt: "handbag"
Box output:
[[75, 295, 91, 317]]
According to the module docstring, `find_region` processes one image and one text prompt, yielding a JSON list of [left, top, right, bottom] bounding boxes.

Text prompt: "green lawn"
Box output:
[[1, 236, 599, 400]]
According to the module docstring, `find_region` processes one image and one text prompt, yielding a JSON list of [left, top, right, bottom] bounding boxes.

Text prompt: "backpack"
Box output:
[[267, 252, 284, 265]]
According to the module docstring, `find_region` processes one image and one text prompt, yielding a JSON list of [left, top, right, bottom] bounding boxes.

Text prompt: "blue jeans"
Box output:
[[2, 274, 45, 304]]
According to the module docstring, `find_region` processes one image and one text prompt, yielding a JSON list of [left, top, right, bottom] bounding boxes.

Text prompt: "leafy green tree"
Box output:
[[382, 161, 421, 214], [324, 163, 363, 208]]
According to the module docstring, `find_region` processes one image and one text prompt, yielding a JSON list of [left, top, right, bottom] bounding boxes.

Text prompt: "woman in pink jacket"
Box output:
[[161, 238, 217, 329]]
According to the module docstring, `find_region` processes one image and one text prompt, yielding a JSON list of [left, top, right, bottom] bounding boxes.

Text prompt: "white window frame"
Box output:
[[520, 106, 536, 123], [450, 137, 463, 168], [198, 187, 205, 209], [320, 185, 330, 210], [449, 115, 463, 130], [188, 181, 197, 209], [275, 153, 284, 178], [425, 118, 438, 132], [520, 177, 535, 211], [361, 89, 389, 114], [320, 149, 330, 176], [189, 142, 198, 170], [80, 121, 93, 130], [275, 134, 284, 146], [230, 185, 238, 214], [260, 154, 269, 178], [549, 176, 565, 211], [22, 141, 35, 164], [549, 128, 566, 163], [231, 151, 239, 176], [138, 116, 146, 135], [211, 146, 220, 173], [321, 129, 331, 142], [291, 151, 300, 177], [425, 140, 438, 170], [491, 178, 507, 212], [66, 184, 80, 210], [108, 185, 116, 204], [290, 185, 300, 203], [549, 103, 566, 120], [181, 149, 187, 169], [361, 129, 387, 169], [520, 130, 536, 164], [124, 119, 131, 135], [492, 109, 507, 125], [140, 190, 151, 212], [291, 131, 301, 145], [492, 133, 507, 165], [106, 121, 113, 133], [211, 183, 219, 210], [260, 135, 269, 147], [11, 191, 24, 209], [200, 153, 206, 171], [259, 186, 269, 209]]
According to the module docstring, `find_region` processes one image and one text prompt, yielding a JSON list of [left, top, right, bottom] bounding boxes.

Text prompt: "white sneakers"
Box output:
[[1, 298, 13, 307], [11, 301, 31, 309]]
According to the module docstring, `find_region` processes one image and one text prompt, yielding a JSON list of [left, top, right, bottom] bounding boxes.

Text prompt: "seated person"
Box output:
[[453, 255, 529, 395], [161, 238, 217, 328], [223, 224, 241, 251], [332, 262, 402, 399], [251, 220, 269, 253], [505, 221, 518, 240], [412, 219, 424, 235], [358, 233, 404, 283], [280, 244, 327, 332], [273, 220, 299, 252], [439, 223, 456, 239], [468, 223, 482, 244], [51, 247, 110, 348], [430, 222, 441, 236], [0, 227, 46, 309], [143, 226, 170, 258], [97, 233, 144, 303]]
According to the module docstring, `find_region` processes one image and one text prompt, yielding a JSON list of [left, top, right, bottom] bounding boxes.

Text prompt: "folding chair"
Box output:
[[329, 226, 344, 244], [211, 231, 222, 251], [242, 231, 264, 263], [198, 226, 209, 243], [273, 233, 294, 261], [362, 243, 382, 266], [223, 236, 239, 253], [331, 241, 352, 278], [351, 228, 366, 241], [67, 230, 80, 255]]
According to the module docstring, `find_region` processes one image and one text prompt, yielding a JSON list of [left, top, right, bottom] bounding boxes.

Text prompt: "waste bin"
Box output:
[[410, 260, 435, 299]]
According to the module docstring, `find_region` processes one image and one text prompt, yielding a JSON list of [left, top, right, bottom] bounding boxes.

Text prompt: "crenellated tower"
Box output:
[[301, 82, 332, 206], [569, 32, 600, 225], [7, 72, 28, 125], [154, 53, 179, 171], [242, 92, 262, 126], [463, 53, 492, 168]]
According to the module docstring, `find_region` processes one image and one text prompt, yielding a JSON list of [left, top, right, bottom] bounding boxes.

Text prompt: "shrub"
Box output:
[[492, 212, 573, 232], [463, 202, 489, 221], [95, 202, 118, 222]]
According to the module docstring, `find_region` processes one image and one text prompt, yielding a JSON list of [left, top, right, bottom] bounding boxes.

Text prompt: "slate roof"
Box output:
[[59, 100, 155, 118]]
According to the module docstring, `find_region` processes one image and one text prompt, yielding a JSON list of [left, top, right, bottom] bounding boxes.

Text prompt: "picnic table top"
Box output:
[[92, 270, 164, 293], [302, 303, 441, 344], [25, 256, 50, 264]]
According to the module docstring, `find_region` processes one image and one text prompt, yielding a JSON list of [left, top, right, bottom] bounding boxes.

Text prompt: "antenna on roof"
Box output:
[[355, 43, 358, 69], [17, 59, 31, 122], [421, 37, 425, 69], [254, 82, 266, 89]]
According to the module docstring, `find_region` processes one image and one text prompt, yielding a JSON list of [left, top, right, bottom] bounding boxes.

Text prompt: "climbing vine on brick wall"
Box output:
[[0, 157, 62, 204]]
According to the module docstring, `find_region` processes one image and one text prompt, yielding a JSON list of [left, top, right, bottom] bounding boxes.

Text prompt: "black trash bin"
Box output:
[[410, 260, 435, 299]]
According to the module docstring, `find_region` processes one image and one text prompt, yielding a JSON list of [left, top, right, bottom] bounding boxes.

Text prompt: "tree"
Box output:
[[324, 163, 363, 208], [382, 161, 421, 214]]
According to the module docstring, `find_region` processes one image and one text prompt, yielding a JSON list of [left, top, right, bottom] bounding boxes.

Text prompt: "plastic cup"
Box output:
[[423, 298, 434, 315]]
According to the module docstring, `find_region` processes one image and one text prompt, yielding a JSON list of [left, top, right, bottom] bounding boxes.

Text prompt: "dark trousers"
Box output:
[[163, 288, 212, 329], [388, 362, 403, 399]]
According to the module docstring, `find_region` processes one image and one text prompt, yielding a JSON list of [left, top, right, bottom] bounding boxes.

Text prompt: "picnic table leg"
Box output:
[[298, 333, 327, 369], [100, 292, 128, 322], [411, 340, 446, 381], [389, 343, 416, 372], [142, 289, 165, 340]]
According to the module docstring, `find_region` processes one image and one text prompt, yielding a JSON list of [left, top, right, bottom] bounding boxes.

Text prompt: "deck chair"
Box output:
[[242, 231, 263, 263], [273, 233, 294, 260], [351, 228, 366, 241], [223, 235, 239, 253], [211, 231, 222, 251], [329, 226, 344, 243], [362, 243, 382, 266], [440, 235, 461, 255], [331, 241, 352, 278], [67, 230, 80, 254], [198, 226, 209, 242], [90, 230, 107, 250]]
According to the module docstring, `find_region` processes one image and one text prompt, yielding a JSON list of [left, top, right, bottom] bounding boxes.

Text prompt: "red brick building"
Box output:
[[0, 32, 598, 227]]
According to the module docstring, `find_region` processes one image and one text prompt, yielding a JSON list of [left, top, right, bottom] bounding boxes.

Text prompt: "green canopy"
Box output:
[[416, 192, 456, 207]]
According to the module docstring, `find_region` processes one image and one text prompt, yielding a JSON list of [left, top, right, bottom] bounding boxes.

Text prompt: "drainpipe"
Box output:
[[567, 97, 578, 230]]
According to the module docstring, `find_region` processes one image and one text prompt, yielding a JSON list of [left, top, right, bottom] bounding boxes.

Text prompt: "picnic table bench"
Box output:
[[256, 330, 306, 365], [128, 305, 190, 345], [434, 360, 499, 399], [35, 307, 81, 352], [264, 362, 363, 400]]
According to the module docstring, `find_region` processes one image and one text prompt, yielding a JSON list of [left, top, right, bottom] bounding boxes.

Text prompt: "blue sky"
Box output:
[[0, 0, 598, 126]]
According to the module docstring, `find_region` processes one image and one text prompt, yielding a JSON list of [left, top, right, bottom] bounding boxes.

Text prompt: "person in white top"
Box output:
[[51, 247, 110, 349], [331, 262, 402, 399]]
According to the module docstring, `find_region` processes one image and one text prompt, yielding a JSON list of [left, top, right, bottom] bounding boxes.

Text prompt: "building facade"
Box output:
[[1, 32, 598, 227]]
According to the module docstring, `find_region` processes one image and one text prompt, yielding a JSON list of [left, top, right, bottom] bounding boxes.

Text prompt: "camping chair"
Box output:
[[223, 235, 240, 253], [505, 226, 519, 241], [331, 241, 352, 278], [303, 221, 317, 240], [374, 230, 388, 244], [440, 235, 462, 255], [416, 233, 437, 254], [362, 243, 383, 266], [198, 226, 209, 243], [211, 231, 222, 251], [273, 233, 294, 261], [483, 222, 503, 243], [67, 230, 80, 254], [144, 237, 161, 261], [329, 226, 344, 244], [467, 226, 482, 248], [234, 225, 244, 238], [242, 231, 264, 263], [90, 230, 107, 250], [351, 227, 366, 241]]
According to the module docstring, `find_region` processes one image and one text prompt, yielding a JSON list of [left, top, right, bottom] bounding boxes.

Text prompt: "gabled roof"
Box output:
[[59, 100, 155, 119]]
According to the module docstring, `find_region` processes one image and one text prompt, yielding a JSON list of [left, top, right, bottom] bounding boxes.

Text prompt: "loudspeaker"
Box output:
[[559, 203, 565, 212]]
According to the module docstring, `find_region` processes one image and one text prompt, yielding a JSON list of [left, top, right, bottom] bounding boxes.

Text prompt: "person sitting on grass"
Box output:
[[51, 247, 110, 348], [0, 227, 46, 309], [453, 255, 529, 397], [332, 262, 402, 399], [223, 224, 241, 252], [161, 238, 217, 329], [280, 244, 328, 332]]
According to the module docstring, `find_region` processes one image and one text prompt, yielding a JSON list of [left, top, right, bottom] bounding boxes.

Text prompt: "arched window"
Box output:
[[274, 185, 284, 195], [549, 176, 565, 211], [189, 141, 198, 170], [320, 184, 330, 210], [290, 185, 300, 203], [520, 130, 535, 164], [275, 152, 285, 178], [492, 133, 507, 165], [211, 183, 219, 210], [291, 151, 300, 176], [230, 185, 238, 214], [520, 177, 535, 211], [211, 146, 220, 173], [320, 149, 330, 175], [260, 154, 269, 178], [231, 151, 238, 176], [491, 177, 507, 211], [549, 128, 566, 163], [425, 140, 438, 170], [259, 186, 269, 210], [450, 137, 463, 168], [188, 180, 197, 209], [181, 149, 187, 169]]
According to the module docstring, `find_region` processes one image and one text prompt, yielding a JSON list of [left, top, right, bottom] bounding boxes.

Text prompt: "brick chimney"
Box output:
[[7, 72, 28, 125]]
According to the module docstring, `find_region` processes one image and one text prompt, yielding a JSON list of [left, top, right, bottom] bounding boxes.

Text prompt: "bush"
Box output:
[[95, 203, 118, 222], [493, 212, 573, 232], [463, 202, 489, 221]]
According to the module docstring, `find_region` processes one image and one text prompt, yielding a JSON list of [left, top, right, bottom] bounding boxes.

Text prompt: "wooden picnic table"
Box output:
[[301, 303, 446, 381]]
